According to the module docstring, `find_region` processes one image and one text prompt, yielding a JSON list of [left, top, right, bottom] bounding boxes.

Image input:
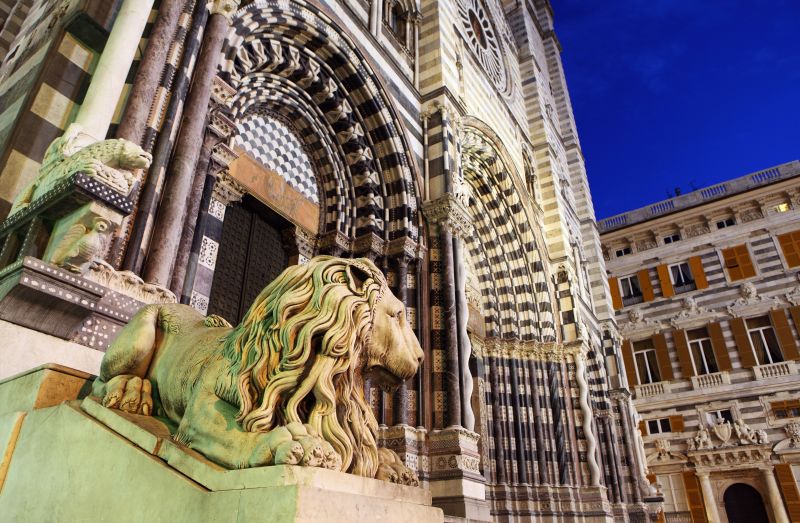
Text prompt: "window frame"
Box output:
[[719, 243, 757, 282], [746, 316, 784, 365], [687, 328, 718, 375], [615, 246, 632, 258], [663, 233, 681, 245], [634, 340, 662, 384], [619, 274, 643, 305], [777, 229, 800, 269], [668, 261, 696, 293], [647, 418, 673, 435], [716, 217, 736, 229]]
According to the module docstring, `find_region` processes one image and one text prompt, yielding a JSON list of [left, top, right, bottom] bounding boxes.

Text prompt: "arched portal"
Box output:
[[723, 483, 769, 523], [220, 0, 422, 251], [458, 122, 556, 342]]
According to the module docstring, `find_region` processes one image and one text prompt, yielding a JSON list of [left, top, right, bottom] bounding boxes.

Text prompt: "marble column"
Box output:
[[440, 226, 461, 428], [74, 0, 156, 140], [115, 0, 186, 145], [575, 350, 601, 486], [762, 468, 790, 523], [697, 472, 721, 523], [452, 236, 474, 431], [392, 253, 411, 426], [143, 1, 239, 286]]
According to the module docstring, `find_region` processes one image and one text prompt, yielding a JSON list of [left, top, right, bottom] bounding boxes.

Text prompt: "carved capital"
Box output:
[[210, 143, 238, 171], [352, 232, 385, 260], [207, 0, 240, 22], [423, 194, 473, 239], [212, 170, 245, 205], [208, 111, 236, 140], [386, 236, 418, 261], [281, 226, 317, 261], [210, 76, 236, 106], [318, 230, 352, 257]]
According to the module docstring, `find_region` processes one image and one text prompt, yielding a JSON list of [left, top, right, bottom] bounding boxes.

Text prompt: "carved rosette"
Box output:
[[422, 193, 473, 239]]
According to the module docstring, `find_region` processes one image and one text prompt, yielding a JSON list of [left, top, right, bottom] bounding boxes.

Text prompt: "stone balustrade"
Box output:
[[690, 371, 731, 390], [598, 160, 800, 232], [753, 360, 797, 380], [635, 381, 670, 399]]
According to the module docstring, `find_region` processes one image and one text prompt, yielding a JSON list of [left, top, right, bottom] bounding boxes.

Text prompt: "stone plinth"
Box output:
[[0, 257, 149, 351], [0, 370, 443, 522], [427, 426, 491, 521]]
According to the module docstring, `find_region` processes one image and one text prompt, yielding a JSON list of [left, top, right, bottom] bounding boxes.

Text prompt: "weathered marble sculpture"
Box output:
[[10, 124, 152, 214], [92, 256, 423, 485]]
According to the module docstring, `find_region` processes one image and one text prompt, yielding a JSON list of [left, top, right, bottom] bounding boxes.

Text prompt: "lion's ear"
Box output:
[[346, 263, 372, 295]]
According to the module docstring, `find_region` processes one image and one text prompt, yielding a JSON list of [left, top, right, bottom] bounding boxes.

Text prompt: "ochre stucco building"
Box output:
[[0, 0, 657, 520], [601, 161, 800, 523]]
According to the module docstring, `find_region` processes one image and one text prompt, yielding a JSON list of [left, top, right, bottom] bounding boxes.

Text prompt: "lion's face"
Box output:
[[364, 290, 424, 392]]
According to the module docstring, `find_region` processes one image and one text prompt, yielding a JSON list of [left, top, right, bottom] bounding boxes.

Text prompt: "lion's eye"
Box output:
[[395, 311, 404, 321]]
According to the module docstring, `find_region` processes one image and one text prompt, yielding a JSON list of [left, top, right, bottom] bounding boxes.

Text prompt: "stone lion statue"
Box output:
[[11, 124, 152, 214], [92, 257, 423, 485]]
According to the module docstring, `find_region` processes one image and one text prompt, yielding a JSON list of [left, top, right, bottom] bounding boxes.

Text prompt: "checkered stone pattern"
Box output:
[[221, 0, 420, 244], [235, 112, 318, 203]]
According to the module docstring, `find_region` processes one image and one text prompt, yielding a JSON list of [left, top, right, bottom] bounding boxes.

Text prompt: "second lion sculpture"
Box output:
[[92, 256, 424, 485]]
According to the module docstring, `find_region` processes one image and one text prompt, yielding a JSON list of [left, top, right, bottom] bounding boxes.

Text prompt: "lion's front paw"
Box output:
[[376, 448, 419, 486], [102, 375, 153, 415], [286, 422, 342, 470]]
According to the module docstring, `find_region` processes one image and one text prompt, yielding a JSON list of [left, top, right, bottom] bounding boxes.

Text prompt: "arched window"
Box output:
[[386, 1, 408, 46]]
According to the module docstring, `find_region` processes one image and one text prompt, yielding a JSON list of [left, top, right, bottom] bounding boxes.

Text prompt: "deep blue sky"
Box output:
[[554, 1, 800, 219]]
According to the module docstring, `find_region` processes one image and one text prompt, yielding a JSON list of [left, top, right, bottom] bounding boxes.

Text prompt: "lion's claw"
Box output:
[[261, 423, 342, 470], [103, 374, 153, 415], [376, 447, 419, 486]]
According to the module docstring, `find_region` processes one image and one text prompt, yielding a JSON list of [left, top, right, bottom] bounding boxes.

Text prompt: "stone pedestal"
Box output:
[[0, 371, 443, 522], [426, 426, 491, 521]]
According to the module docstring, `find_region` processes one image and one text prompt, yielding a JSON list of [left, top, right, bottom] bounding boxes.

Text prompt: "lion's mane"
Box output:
[[214, 256, 387, 477]]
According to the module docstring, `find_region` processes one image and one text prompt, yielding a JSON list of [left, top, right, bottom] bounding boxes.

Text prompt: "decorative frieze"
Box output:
[[472, 337, 584, 361]]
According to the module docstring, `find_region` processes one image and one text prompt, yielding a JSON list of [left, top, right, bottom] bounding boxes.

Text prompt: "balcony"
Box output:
[[753, 361, 797, 380], [635, 381, 671, 398], [673, 281, 697, 294], [690, 371, 731, 390], [622, 294, 644, 306]]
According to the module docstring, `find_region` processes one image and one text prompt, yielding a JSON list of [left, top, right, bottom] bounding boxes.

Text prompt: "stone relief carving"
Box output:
[[620, 308, 665, 337], [86, 260, 176, 304], [49, 217, 110, 273], [684, 224, 710, 238], [10, 124, 152, 214], [784, 273, 800, 306], [726, 282, 784, 316], [670, 296, 726, 328], [785, 422, 800, 448], [91, 257, 422, 485], [688, 418, 768, 451]]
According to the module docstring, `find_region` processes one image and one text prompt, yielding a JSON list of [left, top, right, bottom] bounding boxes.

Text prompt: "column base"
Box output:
[[426, 426, 491, 521]]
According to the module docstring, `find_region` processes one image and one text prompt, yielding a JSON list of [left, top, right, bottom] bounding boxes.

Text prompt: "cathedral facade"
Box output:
[[0, 0, 655, 520]]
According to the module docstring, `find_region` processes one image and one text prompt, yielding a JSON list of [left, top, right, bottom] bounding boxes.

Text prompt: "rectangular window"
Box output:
[[658, 473, 689, 514], [722, 244, 756, 281], [706, 409, 733, 425], [716, 217, 736, 229], [634, 339, 662, 384], [647, 418, 672, 434], [616, 247, 632, 257], [774, 203, 790, 213], [663, 233, 681, 244], [778, 230, 800, 268], [620, 274, 643, 305], [772, 400, 800, 419], [688, 328, 718, 375], [746, 316, 784, 365], [669, 262, 696, 293]]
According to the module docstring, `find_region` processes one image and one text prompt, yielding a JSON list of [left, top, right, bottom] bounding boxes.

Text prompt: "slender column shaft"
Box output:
[[143, 11, 229, 286], [123, 0, 208, 273], [393, 256, 411, 425], [527, 358, 549, 484], [440, 227, 461, 427], [508, 358, 527, 484], [169, 131, 216, 295], [618, 397, 643, 502], [575, 353, 601, 486], [452, 237, 474, 431], [762, 468, 790, 523], [697, 472, 722, 523], [74, 0, 156, 140], [116, 0, 186, 145], [487, 354, 506, 483]]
